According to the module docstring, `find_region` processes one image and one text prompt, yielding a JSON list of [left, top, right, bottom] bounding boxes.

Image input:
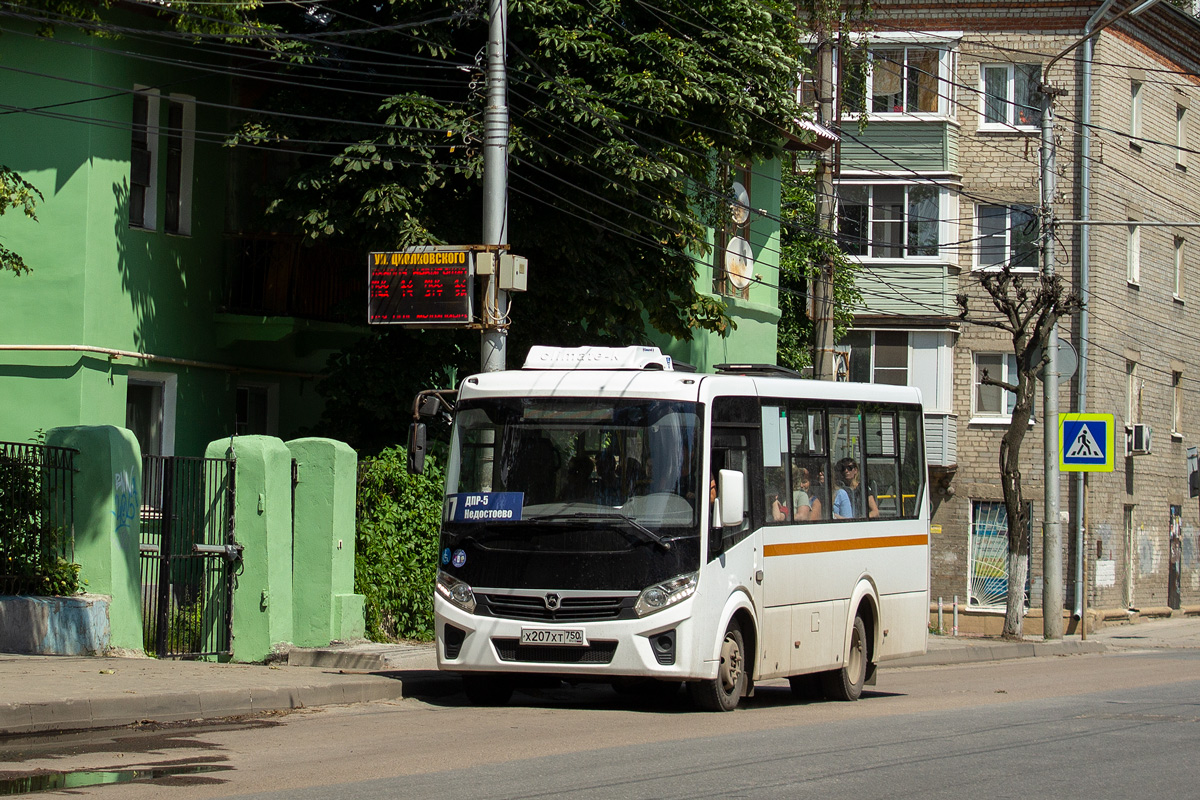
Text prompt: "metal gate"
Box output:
[[139, 454, 239, 658]]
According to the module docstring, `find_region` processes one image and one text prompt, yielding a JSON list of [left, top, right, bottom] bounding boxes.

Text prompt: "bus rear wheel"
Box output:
[[462, 673, 514, 706], [821, 613, 868, 701], [689, 622, 746, 712]]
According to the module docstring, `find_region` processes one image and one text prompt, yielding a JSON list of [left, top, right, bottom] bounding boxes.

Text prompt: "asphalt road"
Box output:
[[3, 648, 1199, 799]]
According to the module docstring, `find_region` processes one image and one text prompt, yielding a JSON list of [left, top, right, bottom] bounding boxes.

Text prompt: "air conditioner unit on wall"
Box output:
[[1126, 423, 1152, 456]]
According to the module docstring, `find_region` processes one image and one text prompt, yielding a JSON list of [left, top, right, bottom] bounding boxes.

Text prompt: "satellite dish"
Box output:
[[725, 236, 754, 290], [730, 181, 750, 225]]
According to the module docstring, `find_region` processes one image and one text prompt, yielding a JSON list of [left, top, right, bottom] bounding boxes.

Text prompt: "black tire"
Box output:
[[787, 673, 824, 701], [689, 622, 747, 712], [462, 673, 514, 706], [820, 614, 868, 701]]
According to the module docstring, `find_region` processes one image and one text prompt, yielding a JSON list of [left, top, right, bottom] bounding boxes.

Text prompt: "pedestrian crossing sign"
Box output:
[[1060, 413, 1115, 472]]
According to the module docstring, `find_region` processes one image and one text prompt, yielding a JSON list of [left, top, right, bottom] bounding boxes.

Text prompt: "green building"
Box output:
[[0, 10, 362, 456]]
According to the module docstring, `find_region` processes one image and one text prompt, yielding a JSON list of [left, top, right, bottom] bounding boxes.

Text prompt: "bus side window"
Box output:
[[865, 410, 900, 518], [789, 405, 828, 521], [710, 430, 752, 558]]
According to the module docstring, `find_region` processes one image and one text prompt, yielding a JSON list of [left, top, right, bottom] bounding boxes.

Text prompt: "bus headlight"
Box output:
[[436, 570, 477, 614], [634, 572, 698, 617]]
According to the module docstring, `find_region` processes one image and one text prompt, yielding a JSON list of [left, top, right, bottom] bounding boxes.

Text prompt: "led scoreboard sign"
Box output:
[[368, 248, 474, 326]]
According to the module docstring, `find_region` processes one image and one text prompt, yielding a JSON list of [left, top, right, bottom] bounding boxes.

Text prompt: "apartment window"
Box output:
[[973, 352, 1018, 419], [129, 89, 160, 229], [125, 372, 177, 456], [1127, 222, 1141, 285], [836, 184, 942, 258], [977, 204, 1040, 270], [1178, 104, 1189, 169], [840, 330, 909, 385], [1130, 81, 1143, 148], [1127, 361, 1140, 424], [236, 383, 278, 436], [1175, 236, 1186, 299], [163, 97, 195, 235], [844, 46, 943, 115], [981, 63, 1042, 129], [1173, 371, 1183, 435]]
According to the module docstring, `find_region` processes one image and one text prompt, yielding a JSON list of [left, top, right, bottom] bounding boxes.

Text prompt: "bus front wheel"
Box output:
[[821, 614, 868, 701], [690, 622, 746, 712]]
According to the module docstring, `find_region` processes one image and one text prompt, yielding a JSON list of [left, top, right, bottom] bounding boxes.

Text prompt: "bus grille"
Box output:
[[477, 593, 635, 622], [492, 638, 618, 664]]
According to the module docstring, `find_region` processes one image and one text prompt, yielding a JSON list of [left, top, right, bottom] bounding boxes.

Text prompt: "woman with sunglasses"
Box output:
[[832, 457, 879, 519]]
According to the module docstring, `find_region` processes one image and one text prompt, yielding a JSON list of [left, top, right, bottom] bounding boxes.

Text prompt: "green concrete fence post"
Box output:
[[286, 438, 364, 645], [46, 426, 143, 653], [206, 436, 293, 662]]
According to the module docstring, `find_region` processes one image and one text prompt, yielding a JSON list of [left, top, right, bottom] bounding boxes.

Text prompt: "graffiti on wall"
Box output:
[[1137, 525, 1157, 576], [113, 469, 139, 535]]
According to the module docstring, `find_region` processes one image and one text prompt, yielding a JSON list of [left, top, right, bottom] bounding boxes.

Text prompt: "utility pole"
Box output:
[[1037, 0, 1165, 640], [1040, 83, 1065, 640], [811, 30, 836, 381], [480, 0, 509, 373]]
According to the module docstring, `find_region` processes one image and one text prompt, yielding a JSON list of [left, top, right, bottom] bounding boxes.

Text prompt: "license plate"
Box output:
[[520, 627, 588, 647]]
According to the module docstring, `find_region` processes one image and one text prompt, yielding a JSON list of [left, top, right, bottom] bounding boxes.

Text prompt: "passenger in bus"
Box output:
[[832, 457, 879, 519], [792, 465, 814, 521], [767, 471, 790, 521], [563, 453, 595, 502]]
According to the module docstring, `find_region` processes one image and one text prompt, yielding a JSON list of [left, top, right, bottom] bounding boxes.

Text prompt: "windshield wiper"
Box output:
[[529, 513, 672, 551]]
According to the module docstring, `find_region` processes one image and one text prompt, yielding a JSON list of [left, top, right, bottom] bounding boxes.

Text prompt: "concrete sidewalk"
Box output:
[[3, 615, 1198, 737]]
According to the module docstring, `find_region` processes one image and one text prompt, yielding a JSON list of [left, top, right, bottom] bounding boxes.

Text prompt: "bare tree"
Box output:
[[956, 266, 1082, 638]]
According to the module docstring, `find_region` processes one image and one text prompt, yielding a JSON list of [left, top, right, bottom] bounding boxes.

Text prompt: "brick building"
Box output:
[[830, 0, 1200, 625]]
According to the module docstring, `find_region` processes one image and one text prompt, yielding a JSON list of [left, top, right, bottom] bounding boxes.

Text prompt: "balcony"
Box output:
[[925, 412, 957, 468]]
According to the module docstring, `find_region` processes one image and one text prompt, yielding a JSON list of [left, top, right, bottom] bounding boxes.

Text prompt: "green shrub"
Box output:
[[0, 451, 80, 597], [355, 446, 445, 641]]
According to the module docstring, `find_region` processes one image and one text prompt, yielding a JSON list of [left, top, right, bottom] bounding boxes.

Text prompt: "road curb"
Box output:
[[0, 675, 409, 737], [892, 639, 1107, 668]]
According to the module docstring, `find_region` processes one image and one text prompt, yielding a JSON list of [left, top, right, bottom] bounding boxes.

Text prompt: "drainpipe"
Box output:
[[1073, 0, 1115, 620]]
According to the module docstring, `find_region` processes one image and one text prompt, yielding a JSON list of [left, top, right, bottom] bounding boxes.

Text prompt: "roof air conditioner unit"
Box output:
[[1126, 423, 1152, 456]]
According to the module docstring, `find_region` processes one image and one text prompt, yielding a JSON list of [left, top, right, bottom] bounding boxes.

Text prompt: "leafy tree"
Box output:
[[211, 0, 814, 347], [0, 167, 43, 275], [956, 266, 1082, 639], [777, 161, 861, 371]]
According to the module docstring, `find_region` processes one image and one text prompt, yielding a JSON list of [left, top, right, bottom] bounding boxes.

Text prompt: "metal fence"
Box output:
[[0, 440, 76, 595], [139, 454, 238, 658]]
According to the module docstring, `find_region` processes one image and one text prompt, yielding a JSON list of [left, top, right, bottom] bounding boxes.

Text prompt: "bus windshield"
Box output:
[[445, 397, 701, 531]]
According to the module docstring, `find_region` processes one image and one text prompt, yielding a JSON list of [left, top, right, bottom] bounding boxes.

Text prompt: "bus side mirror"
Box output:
[[407, 422, 427, 475], [718, 469, 744, 527]]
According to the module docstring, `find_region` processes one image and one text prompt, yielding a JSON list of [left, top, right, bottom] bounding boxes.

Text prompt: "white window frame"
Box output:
[[1130, 80, 1144, 148], [979, 63, 1042, 131], [1127, 222, 1141, 285], [1175, 236, 1185, 301], [1127, 360, 1140, 424], [1178, 104, 1189, 169], [840, 45, 952, 119], [835, 181, 949, 261], [235, 381, 279, 437], [971, 351, 1020, 424], [164, 94, 196, 236], [1172, 371, 1183, 436], [126, 371, 177, 456], [837, 330, 910, 386], [129, 87, 160, 230], [975, 203, 1040, 272]]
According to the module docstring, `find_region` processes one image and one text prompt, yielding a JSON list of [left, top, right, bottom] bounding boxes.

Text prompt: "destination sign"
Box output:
[[368, 248, 474, 325]]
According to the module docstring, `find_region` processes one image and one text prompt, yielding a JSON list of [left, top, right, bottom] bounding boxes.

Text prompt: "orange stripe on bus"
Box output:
[[764, 534, 928, 558]]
